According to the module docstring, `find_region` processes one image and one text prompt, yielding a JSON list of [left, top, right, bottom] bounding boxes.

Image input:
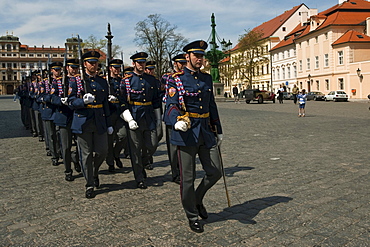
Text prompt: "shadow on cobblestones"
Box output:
[[206, 196, 293, 225]]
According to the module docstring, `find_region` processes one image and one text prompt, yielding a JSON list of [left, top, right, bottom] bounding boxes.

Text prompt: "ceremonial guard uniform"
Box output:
[[18, 81, 31, 130], [50, 59, 81, 181], [42, 62, 62, 166], [29, 72, 44, 140], [163, 53, 187, 184], [164, 41, 223, 233], [68, 51, 111, 198], [120, 52, 162, 189], [105, 59, 129, 172]]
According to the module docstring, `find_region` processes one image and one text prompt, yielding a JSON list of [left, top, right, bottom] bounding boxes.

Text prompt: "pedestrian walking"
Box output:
[[292, 84, 299, 104]]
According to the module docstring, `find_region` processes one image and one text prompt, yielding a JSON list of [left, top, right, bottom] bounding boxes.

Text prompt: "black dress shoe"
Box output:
[[47, 151, 52, 156], [189, 219, 204, 233], [85, 188, 95, 199], [115, 158, 123, 168], [52, 160, 58, 166], [39, 136, 44, 142], [108, 165, 115, 172], [172, 176, 181, 185], [196, 204, 208, 219], [94, 177, 100, 188], [137, 181, 147, 189], [144, 164, 153, 170], [74, 162, 81, 173], [65, 173, 74, 182]]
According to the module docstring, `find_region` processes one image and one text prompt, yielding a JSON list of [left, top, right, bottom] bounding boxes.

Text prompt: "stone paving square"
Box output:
[[0, 96, 369, 246]]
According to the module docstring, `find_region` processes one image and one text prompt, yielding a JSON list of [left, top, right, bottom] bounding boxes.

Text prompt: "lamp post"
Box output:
[[357, 68, 363, 82]]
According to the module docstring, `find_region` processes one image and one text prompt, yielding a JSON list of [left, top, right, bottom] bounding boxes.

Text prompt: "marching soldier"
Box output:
[[120, 52, 162, 189], [164, 41, 223, 233], [29, 71, 44, 141], [68, 51, 112, 199], [105, 58, 130, 173], [162, 53, 187, 184], [42, 62, 62, 166], [50, 58, 81, 181]]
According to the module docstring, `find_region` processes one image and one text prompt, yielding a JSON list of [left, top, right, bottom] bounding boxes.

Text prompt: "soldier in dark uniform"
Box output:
[[162, 53, 187, 184], [105, 58, 129, 173], [42, 62, 62, 166], [164, 41, 223, 233], [18, 80, 32, 130], [142, 60, 162, 170], [29, 71, 45, 141], [50, 59, 81, 181], [68, 51, 112, 199], [120, 52, 162, 189]]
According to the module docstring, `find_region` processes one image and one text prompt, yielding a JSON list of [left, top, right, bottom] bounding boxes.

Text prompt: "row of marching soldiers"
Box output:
[[17, 40, 224, 233], [16, 50, 186, 198]]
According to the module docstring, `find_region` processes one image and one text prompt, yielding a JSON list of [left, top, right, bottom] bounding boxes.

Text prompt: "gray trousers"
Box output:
[[106, 112, 127, 166], [77, 122, 108, 189], [30, 108, 43, 137], [178, 134, 222, 221], [128, 118, 157, 182], [57, 123, 77, 174], [44, 120, 60, 161], [166, 125, 179, 179]]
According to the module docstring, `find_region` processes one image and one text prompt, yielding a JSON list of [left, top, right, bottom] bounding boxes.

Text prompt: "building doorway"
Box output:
[[6, 84, 14, 94]]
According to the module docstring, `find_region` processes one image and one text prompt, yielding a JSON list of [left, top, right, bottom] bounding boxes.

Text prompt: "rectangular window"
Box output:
[[315, 56, 319, 69], [21, 63, 26, 69], [316, 80, 319, 90], [29, 53, 34, 57], [20, 53, 25, 57], [282, 68, 285, 80], [325, 79, 329, 90], [338, 78, 344, 90], [324, 54, 329, 67], [294, 66, 297, 78], [13, 63, 17, 68], [299, 60, 302, 71], [53, 54, 57, 57], [37, 54, 42, 57], [338, 51, 343, 65], [277, 69, 280, 80], [315, 37, 318, 43], [325, 33, 328, 40], [13, 53, 16, 57], [287, 67, 291, 79], [307, 58, 310, 70]]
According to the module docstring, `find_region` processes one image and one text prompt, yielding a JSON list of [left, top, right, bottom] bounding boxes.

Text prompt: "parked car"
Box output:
[[324, 90, 348, 102], [307, 91, 325, 101], [244, 89, 275, 104]]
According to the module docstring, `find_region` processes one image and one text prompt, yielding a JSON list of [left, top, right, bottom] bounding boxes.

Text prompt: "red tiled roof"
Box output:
[[332, 29, 370, 45], [320, 0, 370, 16], [270, 23, 307, 51], [252, 4, 304, 39], [231, 4, 305, 51], [219, 56, 230, 63]]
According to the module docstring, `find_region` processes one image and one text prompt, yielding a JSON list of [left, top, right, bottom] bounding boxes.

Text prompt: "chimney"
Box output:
[[301, 11, 308, 26]]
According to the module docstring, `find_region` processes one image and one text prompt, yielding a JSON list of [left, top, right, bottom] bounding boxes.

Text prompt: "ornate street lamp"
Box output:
[[308, 74, 311, 82], [357, 68, 363, 82]]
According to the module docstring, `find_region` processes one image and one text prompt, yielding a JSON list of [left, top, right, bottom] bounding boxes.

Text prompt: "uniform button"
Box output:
[[103, 114, 105, 116], [142, 88, 145, 90], [200, 106, 203, 109], [94, 100, 96, 103], [199, 98, 202, 101], [143, 99, 146, 102], [186, 90, 189, 93], [93, 89, 96, 92], [198, 90, 201, 93], [60, 111, 62, 113], [143, 93, 146, 96], [140, 78, 143, 80], [142, 83, 144, 85], [195, 77, 198, 79], [102, 89, 105, 92], [197, 84, 200, 86]]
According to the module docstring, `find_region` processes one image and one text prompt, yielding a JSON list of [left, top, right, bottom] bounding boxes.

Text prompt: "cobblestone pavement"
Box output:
[[0, 95, 369, 247]]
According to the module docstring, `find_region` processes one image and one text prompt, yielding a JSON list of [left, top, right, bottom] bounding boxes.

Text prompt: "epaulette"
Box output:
[[123, 74, 133, 79], [172, 71, 184, 77]]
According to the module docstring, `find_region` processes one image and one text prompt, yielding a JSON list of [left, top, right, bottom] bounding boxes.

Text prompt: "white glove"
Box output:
[[83, 93, 95, 104], [61, 97, 68, 105], [174, 121, 188, 132], [217, 134, 223, 146], [121, 109, 139, 130], [108, 95, 118, 102], [107, 126, 114, 135]]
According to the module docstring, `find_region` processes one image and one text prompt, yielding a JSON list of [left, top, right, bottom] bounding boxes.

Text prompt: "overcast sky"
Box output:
[[1, 0, 339, 64]]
